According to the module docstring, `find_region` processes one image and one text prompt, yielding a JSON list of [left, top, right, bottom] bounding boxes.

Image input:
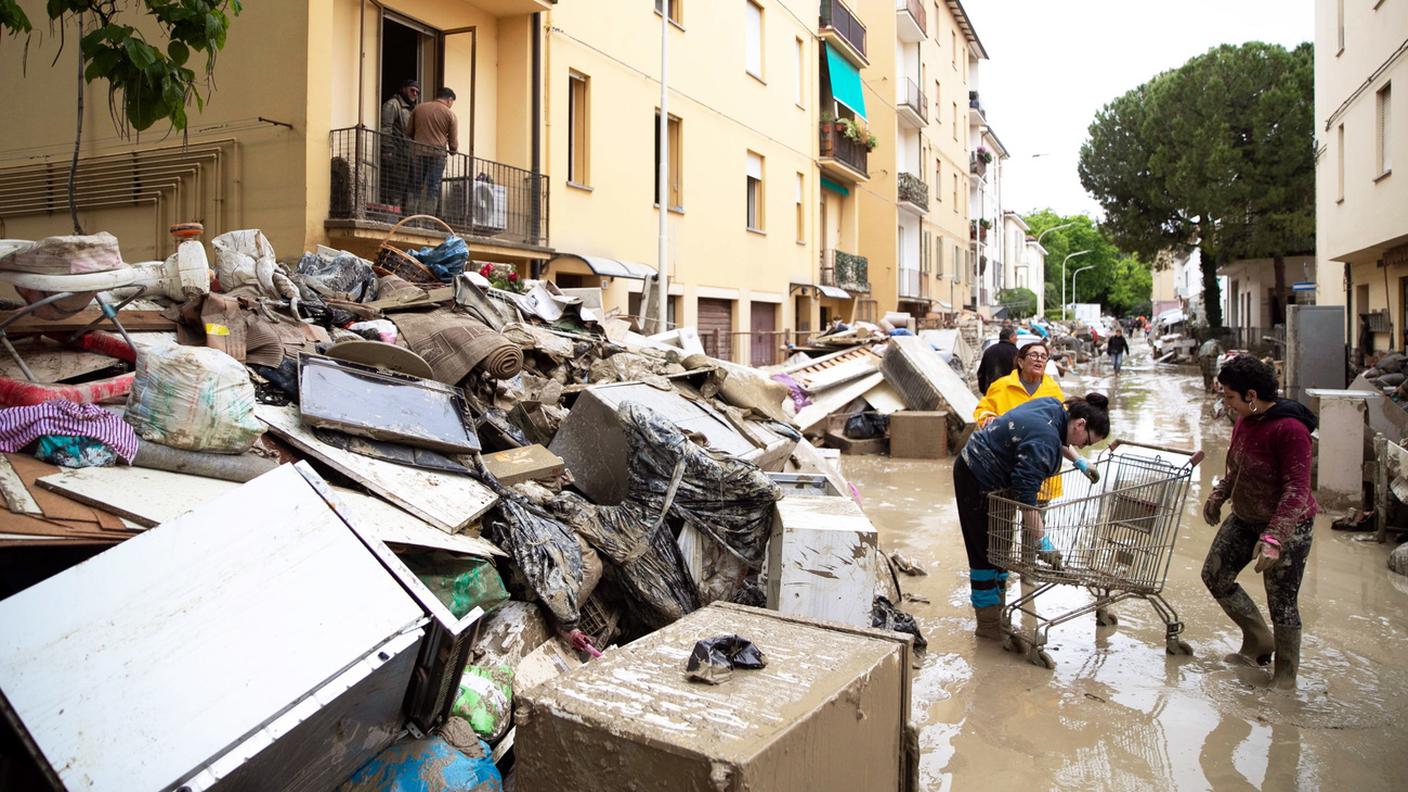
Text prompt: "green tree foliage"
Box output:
[[998, 287, 1038, 320], [1022, 210, 1153, 317], [2, 0, 242, 132], [1079, 42, 1314, 328]]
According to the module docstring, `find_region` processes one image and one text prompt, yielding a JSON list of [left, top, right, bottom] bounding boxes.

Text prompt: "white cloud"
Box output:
[[963, 0, 1313, 218]]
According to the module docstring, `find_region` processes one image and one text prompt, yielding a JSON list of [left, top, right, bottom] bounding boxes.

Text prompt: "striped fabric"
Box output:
[[0, 400, 138, 463]]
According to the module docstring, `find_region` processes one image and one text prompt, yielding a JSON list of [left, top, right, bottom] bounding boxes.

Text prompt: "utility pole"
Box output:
[[655, 6, 670, 333], [1060, 250, 1091, 320]]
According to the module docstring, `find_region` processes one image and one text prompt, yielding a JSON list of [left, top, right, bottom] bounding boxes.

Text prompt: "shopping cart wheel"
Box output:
[[1025, 645, 1056, 670], [1095, 607, 1118, 627], [1002, 633, 1027, 654], [1165, 637, 1194, 656]]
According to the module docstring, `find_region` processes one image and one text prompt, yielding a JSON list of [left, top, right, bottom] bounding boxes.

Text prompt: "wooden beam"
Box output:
[[0, 310, 176, 334]]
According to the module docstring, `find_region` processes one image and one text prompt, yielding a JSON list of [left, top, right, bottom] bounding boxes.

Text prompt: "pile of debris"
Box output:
[[0, 227, 945, 789]]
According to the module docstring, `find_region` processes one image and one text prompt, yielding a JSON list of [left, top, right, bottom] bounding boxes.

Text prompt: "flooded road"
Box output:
[[844, 339, 1408, 790]]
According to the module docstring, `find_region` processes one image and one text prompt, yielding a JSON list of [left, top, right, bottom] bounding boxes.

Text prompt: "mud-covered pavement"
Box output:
[[844, 338, 1408, 790]]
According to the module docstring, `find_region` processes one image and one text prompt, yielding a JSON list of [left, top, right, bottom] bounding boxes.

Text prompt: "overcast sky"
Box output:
[[963, 0, 1315, 219]]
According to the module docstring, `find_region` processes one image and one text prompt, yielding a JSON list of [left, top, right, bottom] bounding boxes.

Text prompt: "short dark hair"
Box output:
[[1217, 354, 1277, 401], [1065, 392, 1110, 439], [1000, 327, 1018, 343], [1018, 340, 1049, 359], [401, 79, 420, 89], [436, 87, 456, 100]]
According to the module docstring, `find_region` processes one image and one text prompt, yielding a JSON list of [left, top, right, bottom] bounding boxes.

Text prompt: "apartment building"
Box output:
[[969, 95, 1009, 315], [856, 0, 985, 322], [1314, 0, 1408, 355], [0, 0, 552, 268]]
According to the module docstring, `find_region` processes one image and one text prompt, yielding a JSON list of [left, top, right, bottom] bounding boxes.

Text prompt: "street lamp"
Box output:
[[1033, 222, 1076, 319], [1070, 264, 1095, 315], [1060, 250, 1091, 320]]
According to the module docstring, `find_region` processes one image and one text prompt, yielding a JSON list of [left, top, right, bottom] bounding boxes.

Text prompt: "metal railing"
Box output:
[[896, 0, 926, 33], [899, 267, 926, 299], [821, 248, 870, 292], [898, 172, 929, 209], [819, 0, 866, 59], [899, 78, 928, 123], [819, 121, 869, 177], [328, 125, 549, 247]]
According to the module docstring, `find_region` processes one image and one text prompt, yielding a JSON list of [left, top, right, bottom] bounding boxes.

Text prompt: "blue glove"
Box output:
[[1073, 457, 1100, 483], [1039, 535, 1056, 553]]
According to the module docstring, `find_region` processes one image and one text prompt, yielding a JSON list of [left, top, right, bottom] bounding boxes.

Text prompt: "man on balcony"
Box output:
[[406, 87, 459, 216], [379, 79, 419, 210]]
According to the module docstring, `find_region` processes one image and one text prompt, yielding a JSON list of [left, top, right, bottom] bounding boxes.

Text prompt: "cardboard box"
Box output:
[[889, 411, 949, 459], [766, 492, 878, 626], [515, 603, 916, 792]]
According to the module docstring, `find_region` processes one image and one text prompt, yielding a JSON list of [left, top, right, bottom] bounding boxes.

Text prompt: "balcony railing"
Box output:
[[820, 0, 866, 61], [819, 121, 869, 178], [328, 125, 549, 248], [899, 78, 928, 123], [899, 267, 926, 299], [897, 172, 929, 210], [821, 249, 870, 293], [896, 0, 926, 35]]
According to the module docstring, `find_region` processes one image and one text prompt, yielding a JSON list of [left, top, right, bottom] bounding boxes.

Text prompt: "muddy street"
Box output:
[[845, 339, 1408, 790]]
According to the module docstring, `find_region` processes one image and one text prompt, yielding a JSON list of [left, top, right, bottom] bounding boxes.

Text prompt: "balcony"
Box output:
[[897, 172, 929, 214], [897, 78, 928, 128], [818, 121, 869, 182], [820, 0, 867, 67], [327, 126, 549, 250], [898, 267, 929, 300], [821, 249, 871, 293], [896, 0, 926, 42]]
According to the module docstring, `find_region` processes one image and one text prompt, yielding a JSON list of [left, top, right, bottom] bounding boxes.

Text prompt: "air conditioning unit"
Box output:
[[472, 181, 508, 234]]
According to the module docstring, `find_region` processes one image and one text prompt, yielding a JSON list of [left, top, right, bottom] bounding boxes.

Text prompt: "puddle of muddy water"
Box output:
[[844, 338, 1408, 791]]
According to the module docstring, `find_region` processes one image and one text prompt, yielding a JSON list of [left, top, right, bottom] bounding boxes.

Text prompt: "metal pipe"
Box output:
[[530, 11, 542, 248], [655, 4, 669, 334]]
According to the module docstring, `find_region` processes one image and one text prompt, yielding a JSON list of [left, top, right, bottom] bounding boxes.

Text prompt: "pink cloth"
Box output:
[[0, 399, 138, 462]]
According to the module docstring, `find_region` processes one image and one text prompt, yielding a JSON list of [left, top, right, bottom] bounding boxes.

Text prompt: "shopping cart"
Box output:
[[986, 440, 1205, 669]]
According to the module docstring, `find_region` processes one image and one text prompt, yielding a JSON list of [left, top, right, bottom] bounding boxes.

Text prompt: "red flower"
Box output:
[[479, 262, 492, 277], [508, 272, 519, 282]]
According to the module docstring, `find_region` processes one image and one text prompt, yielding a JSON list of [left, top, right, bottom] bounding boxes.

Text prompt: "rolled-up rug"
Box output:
[[393, 308, 524, 383]]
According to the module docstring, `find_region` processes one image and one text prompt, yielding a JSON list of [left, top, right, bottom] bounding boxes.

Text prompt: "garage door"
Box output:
[[750, 302, 777, 366], [698, 298, 733, 361]]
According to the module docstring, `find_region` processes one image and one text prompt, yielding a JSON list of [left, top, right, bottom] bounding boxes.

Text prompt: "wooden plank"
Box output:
[[0, 349, 124, 384], [331, 487, 505, 558], [482, 444, 565, 486], [257, 404, 497, 532], [37, 466, 239, 528], [860, 381, 906, 415], [0, 309, 175, 334], [0, 455, 43, 516], [4, 454, 110, 524], [792, 371, 884, 434]]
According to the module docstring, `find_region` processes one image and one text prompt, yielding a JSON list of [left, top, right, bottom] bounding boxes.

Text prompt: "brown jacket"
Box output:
[[406, 100, 458, 153]]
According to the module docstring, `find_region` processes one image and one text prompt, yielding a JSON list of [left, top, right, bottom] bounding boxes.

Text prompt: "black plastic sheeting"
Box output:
[[482, 495, 585, 628], [685, 634, 767, 685], [844, 412, 889, 440], [871, 595, 928, 653]]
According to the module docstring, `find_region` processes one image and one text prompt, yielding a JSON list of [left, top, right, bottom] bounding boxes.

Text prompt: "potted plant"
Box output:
[[976, 147, 994, 164], [478, 261, 524, 293]]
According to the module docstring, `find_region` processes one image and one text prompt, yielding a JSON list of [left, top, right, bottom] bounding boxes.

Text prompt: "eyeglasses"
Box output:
[[1023, 353, 1049, 361]]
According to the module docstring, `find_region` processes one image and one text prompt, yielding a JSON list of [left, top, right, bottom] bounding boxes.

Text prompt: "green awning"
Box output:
[[824, 43, 866, 121], [820, 177, 850, 196]]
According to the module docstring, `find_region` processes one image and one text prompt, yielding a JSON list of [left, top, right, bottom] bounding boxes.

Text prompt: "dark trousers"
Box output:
[[1201, 515, 1313, 627], [412, 154, 446, 213], [954, 457, 1006, 606]]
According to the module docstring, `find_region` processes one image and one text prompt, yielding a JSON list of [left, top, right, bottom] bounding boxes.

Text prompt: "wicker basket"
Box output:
[[373, 214, 453, 285]]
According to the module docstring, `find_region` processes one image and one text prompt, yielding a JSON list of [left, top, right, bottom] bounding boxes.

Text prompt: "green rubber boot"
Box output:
[[1272, 625, 1300, 690], [1215, 590, 1274, 666]]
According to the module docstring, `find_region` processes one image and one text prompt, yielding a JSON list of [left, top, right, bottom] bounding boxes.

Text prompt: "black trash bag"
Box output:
[[544, 492, 699, 631], [481, 496, 585, 627], [250, 359, 300, 405], [844, 412, 889, 440], [685, 635, 767, 685], [871, 595, 928, 653], [617, 402, 782, 569], [296, 250, 379, 302]]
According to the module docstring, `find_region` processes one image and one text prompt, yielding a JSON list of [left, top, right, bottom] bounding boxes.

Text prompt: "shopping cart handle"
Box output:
[[1108, 439, 1205, 467]]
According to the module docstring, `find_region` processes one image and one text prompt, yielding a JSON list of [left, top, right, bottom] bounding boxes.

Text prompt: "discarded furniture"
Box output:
[[515, 602, 916, 791], [880, 335, 977, 448], [765, 490, 878, 626], [1286, 306, 1347, 406], [1306, 388, 1374, 510], [889, 410, 949, 459]]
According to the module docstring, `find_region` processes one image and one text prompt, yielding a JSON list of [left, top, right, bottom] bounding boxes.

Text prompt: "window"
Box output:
[[951, 31, 957, 68], [952, 102, 958, 139], [934, 79, 941, 122], [1336, 0, 1345, 54], [655, 0, 682, 25], [795, 37, 805, 106], [745, 1, 763, 79], [936, 235, 944, 276], [568, 71, 590, 185], [654, 111, 683, 209], [1337, 122, 1346, 200], [795, 172, 805, 242], [1377, 83, 1392, 177], [746, 151, 765, 230], [954, 244, 963, 282], [935, 159, 942, 203], [952, 172, 958, 208]]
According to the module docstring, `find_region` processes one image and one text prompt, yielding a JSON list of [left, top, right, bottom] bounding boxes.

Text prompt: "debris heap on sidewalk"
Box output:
[[0, 226, 983, 789]]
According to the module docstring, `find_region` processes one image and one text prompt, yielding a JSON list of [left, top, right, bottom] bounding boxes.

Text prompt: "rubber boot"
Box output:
[[1272, 625, 1300, 690], [974, 606, 1005, 641], [1215, 591, 1274, 666]]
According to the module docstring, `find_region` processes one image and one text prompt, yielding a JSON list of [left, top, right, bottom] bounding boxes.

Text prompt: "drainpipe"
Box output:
[[529, 11, 543, 257]]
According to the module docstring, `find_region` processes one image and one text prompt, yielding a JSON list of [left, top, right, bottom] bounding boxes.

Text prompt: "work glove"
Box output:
[[1037, 536, 1064, 571], [1253, 536, 1282, 573], [1073, 457, 1099, 484], [1203, 494, 1225, 527]]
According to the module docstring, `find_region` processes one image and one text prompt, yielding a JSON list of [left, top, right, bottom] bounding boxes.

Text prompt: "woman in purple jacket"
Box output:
[[1202, 355, 1318, 689]]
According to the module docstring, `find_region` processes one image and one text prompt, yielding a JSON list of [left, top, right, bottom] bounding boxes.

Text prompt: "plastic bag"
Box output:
[[410, 235, 469, 283], [403, 551, 509, 619], [871, 595, 928, 653], [34, 435, 119, 468], [685, 635, 767, 685], [450, 665, 514, 743], [341, 735, 502, 792], [125, 343, 264, 453], [211, 229, 297, 298], [844, 412, 889, 440], [296, 247, 379, 302], [348, 319, 398, 343], [482, 496, 585, 626]]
